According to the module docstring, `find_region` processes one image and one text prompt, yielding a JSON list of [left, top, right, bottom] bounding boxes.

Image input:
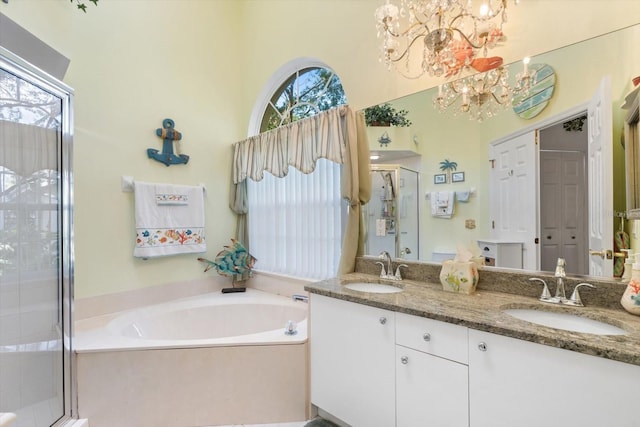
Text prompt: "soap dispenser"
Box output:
[[621, 249, 634, 282], [621, 253, 640, 315]]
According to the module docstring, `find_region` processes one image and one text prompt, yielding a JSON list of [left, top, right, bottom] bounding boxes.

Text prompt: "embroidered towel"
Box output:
[[133, 181, 206, 258], [431, 191, 455, 218]]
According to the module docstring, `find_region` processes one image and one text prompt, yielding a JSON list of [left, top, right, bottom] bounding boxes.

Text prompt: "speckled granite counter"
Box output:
[[305, 270, 640, 367]]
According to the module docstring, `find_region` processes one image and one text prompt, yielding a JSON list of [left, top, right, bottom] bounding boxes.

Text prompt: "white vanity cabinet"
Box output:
[[476, 239, 523, 269], [310, 294, 395, 427], [468, 329, 640, 427], [396, 313, 469, 427]]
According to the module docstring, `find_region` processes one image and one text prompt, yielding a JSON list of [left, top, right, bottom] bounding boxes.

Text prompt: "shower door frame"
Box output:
[[0, 46, 76, 425]]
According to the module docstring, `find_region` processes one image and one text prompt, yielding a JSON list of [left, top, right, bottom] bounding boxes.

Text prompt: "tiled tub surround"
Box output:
[[74, 276, 311, 427], [305, 257, 640, 366]]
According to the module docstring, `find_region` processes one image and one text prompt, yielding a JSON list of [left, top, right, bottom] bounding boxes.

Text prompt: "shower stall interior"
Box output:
[[0, 47, 74, 427], [364, 165, 419, 260]]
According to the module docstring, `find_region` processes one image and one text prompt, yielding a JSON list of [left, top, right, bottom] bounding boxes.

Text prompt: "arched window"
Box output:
[[247, 61, 347, 280]]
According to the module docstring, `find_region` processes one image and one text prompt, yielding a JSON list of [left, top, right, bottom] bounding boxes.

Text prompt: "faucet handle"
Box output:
[[566, 282, 596, 307], [394, 264, 408, 280], [529, 277, 552, 301], [375, 261, 387, 278]]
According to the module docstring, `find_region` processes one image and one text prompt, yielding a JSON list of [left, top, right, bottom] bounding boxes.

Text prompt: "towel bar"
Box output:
[[425, 187, 475, 200], [121, 176, 206, 195]]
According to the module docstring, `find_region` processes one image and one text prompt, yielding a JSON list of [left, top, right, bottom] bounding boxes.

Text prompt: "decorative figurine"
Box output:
[[198, 239, 257, 293], [147, 118, 189, 166]]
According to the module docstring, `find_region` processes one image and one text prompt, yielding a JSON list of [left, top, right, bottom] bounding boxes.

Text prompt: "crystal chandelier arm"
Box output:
[[384, 33, 427, 63], [449, 26, 488, 51], [381, 20, 427, 40]]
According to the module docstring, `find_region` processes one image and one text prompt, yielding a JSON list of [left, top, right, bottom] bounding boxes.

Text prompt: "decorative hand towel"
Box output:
[[133, 181, 206, 258], [456, 190, 471, 202], [431, 191, 455, 218]]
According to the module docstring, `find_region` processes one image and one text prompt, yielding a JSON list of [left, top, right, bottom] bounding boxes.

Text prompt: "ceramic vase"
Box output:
[[620, 278, 640, 316]]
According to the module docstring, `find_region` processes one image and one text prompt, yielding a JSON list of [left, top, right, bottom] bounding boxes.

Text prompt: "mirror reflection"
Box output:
[[362, 23, 640, 279]]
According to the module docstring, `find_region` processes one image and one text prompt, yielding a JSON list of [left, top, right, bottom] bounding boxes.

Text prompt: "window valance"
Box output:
[[232, 105, 350, 184]]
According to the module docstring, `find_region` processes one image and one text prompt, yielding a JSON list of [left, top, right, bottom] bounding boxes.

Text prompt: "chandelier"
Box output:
[[375, 0, 518, 80], [433, 57, 534, 121]]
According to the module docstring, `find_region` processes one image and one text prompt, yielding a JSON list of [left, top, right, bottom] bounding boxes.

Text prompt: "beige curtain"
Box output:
[[337, 109, 371, 274], [230, 105, 370, 276]]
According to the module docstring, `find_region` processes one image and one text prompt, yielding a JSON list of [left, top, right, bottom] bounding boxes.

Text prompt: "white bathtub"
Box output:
[[75, 288, 308, 352], [74, 287, 310, 427]]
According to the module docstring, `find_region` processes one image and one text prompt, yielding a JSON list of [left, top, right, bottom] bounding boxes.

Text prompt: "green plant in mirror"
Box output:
[[72, 0, 98, 13], [364, 103, 412, 127]]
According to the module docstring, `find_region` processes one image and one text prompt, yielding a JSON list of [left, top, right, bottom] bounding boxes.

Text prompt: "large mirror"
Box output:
[[361, 23, 640, 279]]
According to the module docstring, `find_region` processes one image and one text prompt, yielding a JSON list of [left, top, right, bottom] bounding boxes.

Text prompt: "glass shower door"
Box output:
[[0, 48, 74, 427], [364, 165, 419, 260]]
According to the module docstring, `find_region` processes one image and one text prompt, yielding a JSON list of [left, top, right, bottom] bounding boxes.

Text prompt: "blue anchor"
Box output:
[[147, 118, 190, 166]]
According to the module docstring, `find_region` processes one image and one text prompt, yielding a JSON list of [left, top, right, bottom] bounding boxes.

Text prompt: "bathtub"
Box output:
[[74, 288, 309, 427]]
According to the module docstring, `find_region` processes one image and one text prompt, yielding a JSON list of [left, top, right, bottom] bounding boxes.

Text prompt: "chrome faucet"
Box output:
[[553, 257, 567, 302], [380, 251, 392, 277], [530, 259, 596, 307], [377, 251, 407, 280], [292, 294, 308, 303]]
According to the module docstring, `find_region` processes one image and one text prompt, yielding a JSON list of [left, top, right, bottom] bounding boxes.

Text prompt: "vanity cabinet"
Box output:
[[310, 294, 640, 427], [309, 294, 395, 427], [476, 239, 523, 269], [468, 329, 640, 427], [396, 313, 469, 427]]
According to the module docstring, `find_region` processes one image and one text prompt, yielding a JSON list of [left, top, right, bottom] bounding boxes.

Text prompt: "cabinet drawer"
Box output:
[[396, 312, 468, 364], [478, 241, 497, 258]]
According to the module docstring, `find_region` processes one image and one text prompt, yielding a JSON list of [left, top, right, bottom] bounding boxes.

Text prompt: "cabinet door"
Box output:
[[310, 294, 395, 427], [469, 329, 640, 427], [396, 346, 469, 427]]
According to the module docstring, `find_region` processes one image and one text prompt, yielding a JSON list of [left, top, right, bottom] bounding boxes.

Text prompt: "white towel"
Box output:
[[133, 181, 206, 258], [431, 191, 455, 218], [456, 190, 471, 202]]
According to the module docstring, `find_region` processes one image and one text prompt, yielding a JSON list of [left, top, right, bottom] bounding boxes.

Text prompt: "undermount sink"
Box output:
[[503, 308, 627, 336], [344, 282, 403, 294]]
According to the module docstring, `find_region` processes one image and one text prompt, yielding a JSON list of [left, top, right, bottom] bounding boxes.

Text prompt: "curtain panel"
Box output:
[[230, 105, 371, 276]]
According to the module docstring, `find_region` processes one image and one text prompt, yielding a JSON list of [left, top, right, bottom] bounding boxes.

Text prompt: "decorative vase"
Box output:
[[620, 278, 640, 316], [439, 260, 479, 295]]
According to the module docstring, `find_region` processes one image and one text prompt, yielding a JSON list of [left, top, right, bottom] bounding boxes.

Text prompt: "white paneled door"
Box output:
[[587, 76, 614, 277]]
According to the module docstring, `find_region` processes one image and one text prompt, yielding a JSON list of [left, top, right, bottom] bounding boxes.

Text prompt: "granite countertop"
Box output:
[[305, 272, 640, 366]]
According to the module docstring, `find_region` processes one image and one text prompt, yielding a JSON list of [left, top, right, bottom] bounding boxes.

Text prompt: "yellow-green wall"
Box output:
[[1, 0, 639, 298]]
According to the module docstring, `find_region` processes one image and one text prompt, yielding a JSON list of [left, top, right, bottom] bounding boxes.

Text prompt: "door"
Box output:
[[397, 167, 419, 260], [489, 131, 537, 270], [0, 49, 74, 425], [540, 151, 588, 274], [587, 76, 614, 277]]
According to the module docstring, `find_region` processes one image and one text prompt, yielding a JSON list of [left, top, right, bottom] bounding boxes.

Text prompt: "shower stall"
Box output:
[[364, 165, 419, 260], [0, 47, 74, 426]]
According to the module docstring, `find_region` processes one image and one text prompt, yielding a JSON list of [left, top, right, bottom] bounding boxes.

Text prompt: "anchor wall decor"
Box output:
[[147, 118, 190, 166]]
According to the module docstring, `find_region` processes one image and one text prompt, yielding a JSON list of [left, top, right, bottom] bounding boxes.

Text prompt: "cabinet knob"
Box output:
[[401, 356, 409, 365], [379, 317, 387, 325], [423, 333, 431, 342], [478, 342, 487, 352]]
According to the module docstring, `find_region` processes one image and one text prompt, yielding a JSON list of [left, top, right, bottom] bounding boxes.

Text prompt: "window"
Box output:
[[247, 64, 347, 280]]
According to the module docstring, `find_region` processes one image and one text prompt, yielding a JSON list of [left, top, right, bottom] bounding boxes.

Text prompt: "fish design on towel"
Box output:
[[198, 239, 257, 277]]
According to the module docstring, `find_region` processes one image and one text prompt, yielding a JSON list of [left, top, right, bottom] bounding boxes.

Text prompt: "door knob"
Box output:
[[589, 249, 613, 259], [379, 317, 387, 325]]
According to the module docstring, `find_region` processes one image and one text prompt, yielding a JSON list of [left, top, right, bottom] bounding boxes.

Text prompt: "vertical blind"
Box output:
[[247, 158, 343, 280]]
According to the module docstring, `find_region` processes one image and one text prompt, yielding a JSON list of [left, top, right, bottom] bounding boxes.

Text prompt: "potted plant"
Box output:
[[364, 103, 412, 127]]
